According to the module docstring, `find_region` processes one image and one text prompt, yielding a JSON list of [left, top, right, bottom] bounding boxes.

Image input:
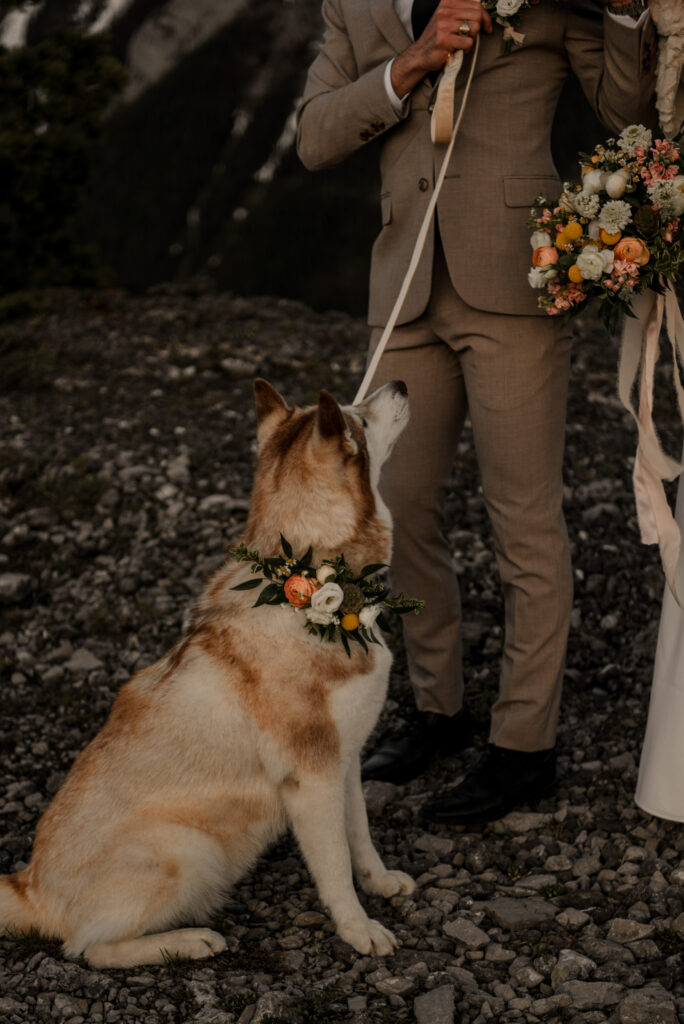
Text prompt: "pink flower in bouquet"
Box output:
[[661, 218, 680, 243], [653, 139, 680, 161], [547, 281, 585, 314], [611, 258, 640, 289], [641, 161, 678, 186]]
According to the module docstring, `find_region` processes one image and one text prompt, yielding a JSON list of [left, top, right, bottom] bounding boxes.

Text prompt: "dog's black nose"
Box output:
[[392, 380, 408, 396]]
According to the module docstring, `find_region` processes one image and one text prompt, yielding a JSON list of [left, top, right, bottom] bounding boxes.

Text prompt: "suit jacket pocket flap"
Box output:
[[380, 192, 392, 225], [504, 176, 561, 208]]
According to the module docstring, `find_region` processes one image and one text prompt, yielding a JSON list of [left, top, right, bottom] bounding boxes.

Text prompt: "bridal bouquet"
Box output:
[[528, 124, 684, 331]]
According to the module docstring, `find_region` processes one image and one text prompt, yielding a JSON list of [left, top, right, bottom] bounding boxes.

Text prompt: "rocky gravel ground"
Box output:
[[0, 287, 683, 1024]]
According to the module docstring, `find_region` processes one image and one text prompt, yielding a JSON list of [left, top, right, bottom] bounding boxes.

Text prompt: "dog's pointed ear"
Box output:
[[254, 379, 289, 432], [315, 390, 346, 442]]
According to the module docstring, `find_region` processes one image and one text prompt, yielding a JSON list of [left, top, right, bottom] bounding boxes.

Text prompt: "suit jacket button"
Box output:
[[428, 104, 434, 113], [418, 177, 429, 192]]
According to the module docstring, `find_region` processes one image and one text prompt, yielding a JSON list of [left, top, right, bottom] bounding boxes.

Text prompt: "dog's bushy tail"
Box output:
[[0, 873, 35, 934]]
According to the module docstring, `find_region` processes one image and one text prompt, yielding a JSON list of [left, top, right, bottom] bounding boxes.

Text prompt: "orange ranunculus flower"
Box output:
[[532, 246, 559, 268], [614, 237, 650, 266], [284, 574, 317, 607]]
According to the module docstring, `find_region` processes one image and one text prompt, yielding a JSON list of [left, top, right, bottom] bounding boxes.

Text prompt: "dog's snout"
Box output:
[[392, 380, 408, 397]]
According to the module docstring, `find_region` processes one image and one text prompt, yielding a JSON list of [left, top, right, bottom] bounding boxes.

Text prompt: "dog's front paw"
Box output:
[[163, 928, 228, 961], [361, 869, 416, 898], [338, 917, 398, 957]]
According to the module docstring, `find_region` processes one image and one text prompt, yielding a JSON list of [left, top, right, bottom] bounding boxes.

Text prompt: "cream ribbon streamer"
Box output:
[[617, 280, 684, 602], [353, 37, 480, 404]]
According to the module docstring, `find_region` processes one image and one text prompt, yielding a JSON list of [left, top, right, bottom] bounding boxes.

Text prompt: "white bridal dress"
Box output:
[[635, 467, 684, 823]]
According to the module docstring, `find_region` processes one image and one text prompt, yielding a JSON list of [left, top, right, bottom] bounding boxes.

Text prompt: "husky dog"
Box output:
[[0, 379, 414, 968]]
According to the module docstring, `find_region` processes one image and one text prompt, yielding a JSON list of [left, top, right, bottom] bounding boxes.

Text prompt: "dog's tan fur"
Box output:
[[0, 379, 414, 968]]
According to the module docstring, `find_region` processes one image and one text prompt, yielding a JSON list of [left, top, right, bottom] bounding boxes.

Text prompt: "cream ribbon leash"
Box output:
[[353, 36, 480, 405], [618, 281, 684, 603]]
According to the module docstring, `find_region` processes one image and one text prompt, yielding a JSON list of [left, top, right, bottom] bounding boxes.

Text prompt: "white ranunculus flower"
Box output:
[[599, 248, 615, 274], [305, 607, 335, 626], [310, 582, 344, 614], [618, 124, 653, 157], [359, 604, 381, 629], [582, 170, 604, 195], [496, 0, 523, 14], [530, 230, 552, 250], [528, 267, 548, 289], [597, 199, 632, 234], [587, 220, 601, 240], [316, 564, 336, 584], [576, 246, 605, 282]]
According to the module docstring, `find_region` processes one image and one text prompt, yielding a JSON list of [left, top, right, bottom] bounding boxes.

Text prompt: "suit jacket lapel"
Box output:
[[370, 0, 412, 55]]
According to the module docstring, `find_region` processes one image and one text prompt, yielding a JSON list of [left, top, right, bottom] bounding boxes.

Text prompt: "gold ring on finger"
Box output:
[[458, 20, 470, 35]]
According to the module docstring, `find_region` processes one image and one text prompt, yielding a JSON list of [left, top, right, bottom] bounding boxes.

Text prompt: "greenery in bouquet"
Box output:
[[528, 124, 684, 332], [230, 535, 424, 657]]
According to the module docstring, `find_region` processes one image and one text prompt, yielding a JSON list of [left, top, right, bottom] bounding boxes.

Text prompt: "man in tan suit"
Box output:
[[297, 0, 657, 822]]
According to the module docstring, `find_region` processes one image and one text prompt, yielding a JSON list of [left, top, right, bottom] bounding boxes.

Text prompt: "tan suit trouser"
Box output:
[[369, 244, 573, 751]]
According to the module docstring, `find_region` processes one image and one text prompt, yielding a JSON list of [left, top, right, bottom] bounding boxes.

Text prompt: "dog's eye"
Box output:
[[361, 417, 368, 429]]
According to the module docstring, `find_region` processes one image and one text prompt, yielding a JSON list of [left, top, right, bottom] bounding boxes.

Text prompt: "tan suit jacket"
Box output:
[[297, 3, 658, 323]]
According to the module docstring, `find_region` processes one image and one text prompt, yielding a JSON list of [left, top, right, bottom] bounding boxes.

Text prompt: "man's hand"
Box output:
[[391, 0, 493, 99]]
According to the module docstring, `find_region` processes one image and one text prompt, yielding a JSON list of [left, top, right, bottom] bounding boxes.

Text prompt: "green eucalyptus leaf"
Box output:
[[254, 583, 283, 607], [231, 578, 263, 591], [280, 534, 293, 558]]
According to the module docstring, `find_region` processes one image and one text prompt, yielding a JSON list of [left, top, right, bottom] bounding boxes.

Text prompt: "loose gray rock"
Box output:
[[0, 572, 34, 603], [572, 854, 602, 877], [53, 994, 90, 1018], [251, 992, 292, 1023], [414, 985, 455, 1024], [414, 834, 455, 858], [551, 949, 596, 989], [64, 647, 104, 672], [362, 780, 398, 816], [490, 811, 553, 833], [375, 976, 415, 997], [617, 984, 678, 1024], [606, 918, 656, 944], [581, 937, 636, 964], [484, 897, 557, 930], [555, 907, 591, 930], [531, 993, 573, 1015], [559, 980, 625, 1009], [443, 917, 490, 948]]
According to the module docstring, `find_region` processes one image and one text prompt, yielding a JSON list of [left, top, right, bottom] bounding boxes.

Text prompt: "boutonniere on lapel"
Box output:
[[481, 0, 532, 52]]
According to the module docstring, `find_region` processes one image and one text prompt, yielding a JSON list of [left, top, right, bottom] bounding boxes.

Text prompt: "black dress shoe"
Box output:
[[421, 743, 556, 825], [361, 708, 474, 785]]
